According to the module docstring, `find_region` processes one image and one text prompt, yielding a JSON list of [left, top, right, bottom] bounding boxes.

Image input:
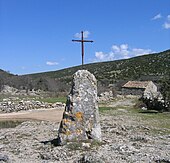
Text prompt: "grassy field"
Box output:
[[39, 96, 67, 103], [1, 94, 170, 136], [0, 94, 67, 103], [0, 120, 24, 128], [99, 106, 170, 135]]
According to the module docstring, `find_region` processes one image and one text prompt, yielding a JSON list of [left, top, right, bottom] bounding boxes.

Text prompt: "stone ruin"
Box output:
[[57, 70, 101, 145]]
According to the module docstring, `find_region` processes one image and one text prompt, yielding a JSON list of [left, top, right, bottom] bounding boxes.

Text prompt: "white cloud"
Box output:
[[163, 22, 170, 29], [152, 13, 162, 20], [111, 44, 130, 59], [74, 31, 90, 39], [94, 44, 155, 62], [95, 52, 106, 61], [163, 15, 170, 29], [131, 48, 154, 56], [120, 44, 129, 58], [95, 51, 114, 61], [46, 61, 59, 66], [120, 44, 128, 50], [167, 15, 170, 21], [152, 14, 170, 29], [112, 45, 120, 53]]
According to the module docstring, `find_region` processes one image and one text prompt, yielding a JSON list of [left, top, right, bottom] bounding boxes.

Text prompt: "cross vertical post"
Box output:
[[72, 31, 93, 68], [81, 31, 84, 66]]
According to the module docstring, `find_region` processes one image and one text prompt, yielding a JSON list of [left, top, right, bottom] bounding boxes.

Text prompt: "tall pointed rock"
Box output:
[[57, 70, 101, 145]]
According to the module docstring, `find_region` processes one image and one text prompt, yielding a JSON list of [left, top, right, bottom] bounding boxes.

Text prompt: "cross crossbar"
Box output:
[[72, 31, 93, 67]]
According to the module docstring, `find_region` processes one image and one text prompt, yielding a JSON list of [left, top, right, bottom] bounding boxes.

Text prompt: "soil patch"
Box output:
[[0, 108, 64, 122]]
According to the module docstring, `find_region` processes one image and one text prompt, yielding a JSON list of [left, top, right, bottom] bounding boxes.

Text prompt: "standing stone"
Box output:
[[57, 70, 101, 145]]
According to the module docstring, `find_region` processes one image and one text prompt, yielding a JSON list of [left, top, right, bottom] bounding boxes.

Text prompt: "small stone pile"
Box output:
[[0, 100, 64, 113], [98, 91, 114, 102], [57, 70, 101, 145]]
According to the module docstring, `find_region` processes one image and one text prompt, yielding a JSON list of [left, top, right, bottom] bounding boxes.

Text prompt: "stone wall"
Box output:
[[0, 99, 64, 113], [122, 88, 145, 96], [143, 81, 158, 99]]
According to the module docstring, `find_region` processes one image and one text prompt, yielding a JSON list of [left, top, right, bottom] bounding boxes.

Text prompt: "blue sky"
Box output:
[[0, 0, 170, 75]]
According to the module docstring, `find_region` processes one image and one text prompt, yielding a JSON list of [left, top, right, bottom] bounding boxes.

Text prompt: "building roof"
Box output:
[[122, 81, 151, 89]]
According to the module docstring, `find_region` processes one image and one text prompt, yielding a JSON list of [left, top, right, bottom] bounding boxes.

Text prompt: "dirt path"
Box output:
[[0, 108, 64, 122]]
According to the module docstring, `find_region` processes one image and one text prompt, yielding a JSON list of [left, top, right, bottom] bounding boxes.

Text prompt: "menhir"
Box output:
[[57, 70, 101, 145]]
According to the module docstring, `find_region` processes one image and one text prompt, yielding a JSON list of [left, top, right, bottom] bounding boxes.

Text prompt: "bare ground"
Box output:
[[0, 108, 64, 122], [0, 98, 170, 163]]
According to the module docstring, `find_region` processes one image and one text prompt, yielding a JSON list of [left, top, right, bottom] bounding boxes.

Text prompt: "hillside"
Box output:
[[0, 70, 14, 78], [0, 70, 15, 91], [0, 49, 170, 92], [26, 49, 170, 89]]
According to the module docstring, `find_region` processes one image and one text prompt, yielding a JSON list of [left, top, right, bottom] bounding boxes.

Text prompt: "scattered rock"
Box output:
[[82, 142, 91, 148], [117, 108, 128, 113], [0, 154, 9, 162], [98, 90, 114, 102], [0, 94, 169, 162], [77, 153, 105, 163], [0, 100, 65, 113]]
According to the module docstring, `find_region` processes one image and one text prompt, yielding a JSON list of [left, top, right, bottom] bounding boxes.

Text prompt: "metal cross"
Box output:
[[72, 31, 93, 67]]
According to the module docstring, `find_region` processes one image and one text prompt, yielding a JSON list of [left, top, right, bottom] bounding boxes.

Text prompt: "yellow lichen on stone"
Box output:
[[62, 125, 67, 131], [63, 119, 67, 123], [76, 129, 82, 134], [75, 112, 83, 120], [63, 118, 71, 123], [65, 130, 71, 136]]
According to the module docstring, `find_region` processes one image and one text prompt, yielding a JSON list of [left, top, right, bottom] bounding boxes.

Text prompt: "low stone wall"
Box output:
[[122, 88, 144, 96], [0, 99, 65, 113], [98, 91, 114, 102]]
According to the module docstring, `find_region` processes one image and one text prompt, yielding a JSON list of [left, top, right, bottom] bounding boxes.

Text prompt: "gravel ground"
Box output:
[[0, 107, 170, 163]]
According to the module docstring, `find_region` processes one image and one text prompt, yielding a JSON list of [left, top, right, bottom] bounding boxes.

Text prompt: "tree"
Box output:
[[35, 78, 49, 91], [160, 77, 170, 111], [0, 77, 4, 91]]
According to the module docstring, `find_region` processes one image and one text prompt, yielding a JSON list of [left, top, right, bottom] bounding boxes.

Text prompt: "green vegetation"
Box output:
[[40, 96, 66, 103], [66, 139, 103, 151], [139, 112, 170, 130], [160, 77, 170, 111], [0, 94, 37, 102], [27, 49, 170, 82], [99, 107, 116, 113], [0, 120, 24, 129], [66, 142, 82, 150], [0, 49, 169, 93], [99, 103, 170, 135]]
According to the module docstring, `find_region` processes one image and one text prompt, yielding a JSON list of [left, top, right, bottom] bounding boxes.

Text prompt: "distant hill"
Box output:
[[26, 49, 170, 87], [0, 70, 14, 91], [0, 49, 170, 93], [0, 69, 14, 78]]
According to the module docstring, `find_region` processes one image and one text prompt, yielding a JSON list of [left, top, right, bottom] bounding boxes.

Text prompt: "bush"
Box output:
[[142, 97, 168, 112], [160, 77, 170, 111]]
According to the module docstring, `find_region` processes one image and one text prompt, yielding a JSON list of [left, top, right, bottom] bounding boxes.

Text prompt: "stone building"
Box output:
[[122, 81, 158, 97]]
